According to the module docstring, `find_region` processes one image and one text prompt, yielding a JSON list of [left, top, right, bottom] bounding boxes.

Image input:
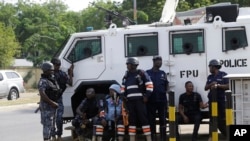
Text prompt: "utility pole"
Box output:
[[133, 0, 137, 24]]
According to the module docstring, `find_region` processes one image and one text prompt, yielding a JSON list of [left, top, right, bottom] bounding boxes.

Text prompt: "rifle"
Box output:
[[34, 93, 40, 113], [90, 2, 136, 26], [122, 101, 129, 126]]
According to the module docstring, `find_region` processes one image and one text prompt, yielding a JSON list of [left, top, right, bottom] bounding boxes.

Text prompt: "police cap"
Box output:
[[41, 62, 54, 72], [209, 59, 221, 69], [126, 57, 139, 65]]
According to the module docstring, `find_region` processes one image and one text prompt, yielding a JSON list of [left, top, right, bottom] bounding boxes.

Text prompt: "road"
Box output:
[[0, 92, 227, 141], [0, 103, 72, 141]]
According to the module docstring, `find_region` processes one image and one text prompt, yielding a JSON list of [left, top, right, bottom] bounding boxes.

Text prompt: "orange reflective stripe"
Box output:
[[143, 128, 151, 133], [146, 84, 153, 88], [128, 128, 136, 133], [121, 86, 125, 91], [96, 128, 104, 132], [117, 128, 125, 132]]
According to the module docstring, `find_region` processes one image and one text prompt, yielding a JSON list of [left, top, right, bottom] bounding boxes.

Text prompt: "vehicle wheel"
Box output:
[[8, 88, 19, 100]]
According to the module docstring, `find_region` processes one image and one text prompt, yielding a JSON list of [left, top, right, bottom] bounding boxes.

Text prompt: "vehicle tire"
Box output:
[[8, 88, 19, 100]]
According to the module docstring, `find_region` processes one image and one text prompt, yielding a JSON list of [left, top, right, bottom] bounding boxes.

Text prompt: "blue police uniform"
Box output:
[[38, 75, 58, 140], [121, 69, 153, 136], [146, 69, 168, 141], [94, 96, 125, 140], [206, 70, 229, 136], [52, 70, 70, 137]]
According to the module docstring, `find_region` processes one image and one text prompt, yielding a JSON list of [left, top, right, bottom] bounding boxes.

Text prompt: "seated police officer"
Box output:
[[71, 88, 100, 141], [93, 84, 125, 141], [176, 81, 208, 141], [38, 62, 60, 141]]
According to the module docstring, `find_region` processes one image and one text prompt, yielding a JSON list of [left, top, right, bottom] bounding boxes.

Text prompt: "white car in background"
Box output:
[[0, 70, 25, 100]]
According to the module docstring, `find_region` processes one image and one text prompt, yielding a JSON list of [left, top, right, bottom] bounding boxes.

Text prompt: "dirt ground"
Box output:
[[0, 90, 39, 106]]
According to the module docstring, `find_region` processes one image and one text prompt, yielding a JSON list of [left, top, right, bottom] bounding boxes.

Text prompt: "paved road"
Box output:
[[0, 92, 228, 141], [0, 103, 72, 141]]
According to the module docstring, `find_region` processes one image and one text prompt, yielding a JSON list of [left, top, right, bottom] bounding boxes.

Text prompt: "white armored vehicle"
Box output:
[[55, 2, 250, 123]]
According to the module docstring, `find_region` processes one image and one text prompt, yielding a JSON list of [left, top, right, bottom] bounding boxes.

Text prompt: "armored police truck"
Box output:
[[54, 2, 250, 124]]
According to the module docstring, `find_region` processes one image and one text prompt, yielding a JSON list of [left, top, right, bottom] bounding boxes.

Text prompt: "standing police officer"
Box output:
[[50, 58, 73, 141], [204, 59, 229, 141], [121, 57, 153, 141], [38, 62, 60, 141], [146, 56, 169, 141]]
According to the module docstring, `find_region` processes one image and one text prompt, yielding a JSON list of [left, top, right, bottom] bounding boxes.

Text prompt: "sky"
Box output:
[[3, 0, 123, 11], [63, 0, 124, 11]]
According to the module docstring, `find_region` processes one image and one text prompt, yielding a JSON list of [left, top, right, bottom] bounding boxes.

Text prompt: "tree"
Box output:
[[14, 0, 76, 66], [0, 22, 20, 68]]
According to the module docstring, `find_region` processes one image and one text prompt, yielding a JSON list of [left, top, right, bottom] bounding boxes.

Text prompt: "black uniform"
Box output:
[[176, 92, 203, 141], [121, 69, 153, 136], [72, 98, 100, 138]]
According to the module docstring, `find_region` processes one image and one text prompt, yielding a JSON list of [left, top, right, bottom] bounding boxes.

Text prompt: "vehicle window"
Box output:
[[0, 73, 3, 81], [125, 32, 158, 57], [11, 72, 20, 78], [5, 72, 20, 79], [222, 26, 248, 51], [170, 29, 205, 55], [67, 37, 102, 62]]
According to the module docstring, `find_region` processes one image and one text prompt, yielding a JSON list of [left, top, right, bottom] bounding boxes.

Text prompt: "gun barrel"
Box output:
[[91, 2, 136, 25]]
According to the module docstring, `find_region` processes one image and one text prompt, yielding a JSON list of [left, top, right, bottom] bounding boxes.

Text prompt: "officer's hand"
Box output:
[[101, 119, 107, 126], [143, 96, 148, 103], [51, 101, 58, 109], [203, 102, 209, 109], [210, 82, 218, 89], [68, 64, 74, 76], [183, 115, 189, 123], [83, 119, 88, 124]]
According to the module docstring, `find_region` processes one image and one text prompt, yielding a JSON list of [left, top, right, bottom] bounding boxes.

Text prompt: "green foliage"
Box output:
[[0, 22, 20, 68], [0, 0, 249, 68]]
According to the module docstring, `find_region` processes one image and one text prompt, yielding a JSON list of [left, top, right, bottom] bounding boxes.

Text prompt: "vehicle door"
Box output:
[[0, 72, 8, 96], [65, 36, 105, 80], [168, 29, 207, 105]]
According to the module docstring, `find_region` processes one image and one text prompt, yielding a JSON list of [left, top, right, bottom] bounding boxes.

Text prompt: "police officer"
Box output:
[[50, 58, 73, 141], [38, 62, 60, 141], [94, 84, 125, 141], [176, 81, 208, 141], [204, 59, 229, 141], [121, 57, 153, 141], [146, 56, 169, 141], [72, 88, 100, 141]]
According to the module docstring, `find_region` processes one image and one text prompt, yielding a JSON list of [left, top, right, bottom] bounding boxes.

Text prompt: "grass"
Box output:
[[0, 90, 39, 106]]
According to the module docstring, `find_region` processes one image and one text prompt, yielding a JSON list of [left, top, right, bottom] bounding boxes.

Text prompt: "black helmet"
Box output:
[[209, 59, 221, 69], [126, 57, 139, 65], [51, 58, 61, 65], [41, 62, 54, 72], [152, 55, 162, 61]]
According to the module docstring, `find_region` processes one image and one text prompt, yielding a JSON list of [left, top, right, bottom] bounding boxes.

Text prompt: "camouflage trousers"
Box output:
[[40, 101, 56, 140], [52, 97, 64, 137]]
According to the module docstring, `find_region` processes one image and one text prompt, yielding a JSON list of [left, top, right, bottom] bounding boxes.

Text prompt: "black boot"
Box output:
[[151, 133, 156, 141]]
